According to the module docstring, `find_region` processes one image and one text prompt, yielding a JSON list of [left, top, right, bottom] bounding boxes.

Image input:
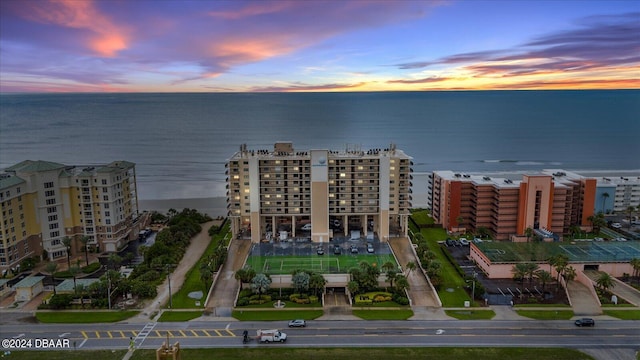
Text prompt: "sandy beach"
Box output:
[[138, 197, 228, 218]]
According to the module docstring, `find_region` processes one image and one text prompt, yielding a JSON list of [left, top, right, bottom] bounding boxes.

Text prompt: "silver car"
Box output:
[[288, 319, 306, 327]]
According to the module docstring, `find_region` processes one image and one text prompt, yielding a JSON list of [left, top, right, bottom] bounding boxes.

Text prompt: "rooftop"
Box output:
[[475, 241, 640, 264], [13, 276, 45, 288], [55, 278, 100, 292]]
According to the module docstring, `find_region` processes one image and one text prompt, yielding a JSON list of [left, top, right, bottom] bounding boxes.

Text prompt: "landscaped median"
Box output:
[[514, 309, 574, 320], [444, 309, 496, 320], [35, 310, 139, 323], [156, 310, 203, 322]]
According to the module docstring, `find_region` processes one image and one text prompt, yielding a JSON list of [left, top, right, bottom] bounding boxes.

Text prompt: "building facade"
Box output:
[[0, 160, 140, 273], [593, 175, 640, 214], [226, 142, 413, 243], [430, 170, 596, 241]]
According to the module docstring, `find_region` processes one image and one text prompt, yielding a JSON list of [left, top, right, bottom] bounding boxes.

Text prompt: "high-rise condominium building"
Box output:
[[226, 142, 413, 243], [0, 160, 140, 273], [430, 170, 597, 241]]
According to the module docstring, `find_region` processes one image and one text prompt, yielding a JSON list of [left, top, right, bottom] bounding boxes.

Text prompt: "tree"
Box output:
[[385, 269, 398, 291], [596, 273, 615, 293], [108, 253, 123, 270], [456, 216, 464, 232], [68, 266, 81, 294], [79, 235, 91, 266], [630, 258, 640, 286], [250, 273, 271, 300], [291, 271, 310, 294], [626, 206, 636, 228], [62, 236, 72, 269], [476, 226, 490, 239], [347, 280, 360, 296], [381, 261, 396, 273], [235, 268, 247, 291], [548, 254, 569, 290], [534, 270, 553, 292], [405, 261, 417, 277], [563, 266, 577, 285], [199, 263, 214, 293], [524, 227, 533, 243], [309, 273, 327, 297], [45, 262, 58, 295], [512, 263, 529, 285], [524, 263, 540, 286], [394, 275, 410, 293], [600, 192, 610, 214]]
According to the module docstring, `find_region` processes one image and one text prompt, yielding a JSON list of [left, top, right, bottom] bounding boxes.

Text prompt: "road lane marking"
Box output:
[[81, 331, 88, 339], [225, 329, 235, 336], [203, 330, 212, 337], [213, 330, 222, 336], [119, 331, 125, 338], [108, 331, 113, 338], [190, 330, 199, 337], [179, 330, 187, 337], [95, 331, 100, 338], [79, 339, 87, 348]]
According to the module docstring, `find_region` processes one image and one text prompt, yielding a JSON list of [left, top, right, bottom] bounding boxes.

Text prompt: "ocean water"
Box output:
[[1, 90, 638, 202]]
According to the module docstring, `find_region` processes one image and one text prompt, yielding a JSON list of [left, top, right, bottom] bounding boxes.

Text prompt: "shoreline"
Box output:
[[138, 197, 228, 218]]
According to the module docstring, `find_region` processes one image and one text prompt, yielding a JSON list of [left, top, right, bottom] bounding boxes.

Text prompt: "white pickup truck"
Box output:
[[257, 329, 287, 343]]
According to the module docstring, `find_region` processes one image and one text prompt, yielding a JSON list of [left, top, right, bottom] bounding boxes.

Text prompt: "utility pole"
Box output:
[[166, 265, 173, 309], [107, 271, 112, 310]]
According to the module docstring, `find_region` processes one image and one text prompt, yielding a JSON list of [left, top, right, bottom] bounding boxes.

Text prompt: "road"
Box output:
[[1, 320, 638, 353]]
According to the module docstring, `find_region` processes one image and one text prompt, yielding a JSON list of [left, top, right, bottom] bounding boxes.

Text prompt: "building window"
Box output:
[[44, 182, 54, 189], [103, 195, 109, 201], [49, 223, 59, 230], [48, 215, 58, 222], [102, 179, 107, 185], [50, 231, 60, 238], [45, 198, 56, 205]]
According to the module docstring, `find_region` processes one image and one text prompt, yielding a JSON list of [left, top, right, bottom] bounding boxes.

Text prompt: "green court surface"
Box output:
[[245, 254, 397, 274]]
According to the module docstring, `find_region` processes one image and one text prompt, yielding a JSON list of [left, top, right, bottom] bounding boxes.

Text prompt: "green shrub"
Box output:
[[237, 297, 249, 306], [81, 262, 102, 274], [309, 295, 319, 303]]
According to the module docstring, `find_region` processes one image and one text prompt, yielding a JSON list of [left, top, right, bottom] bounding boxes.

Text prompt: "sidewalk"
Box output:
[[127, 220, 217, 323]]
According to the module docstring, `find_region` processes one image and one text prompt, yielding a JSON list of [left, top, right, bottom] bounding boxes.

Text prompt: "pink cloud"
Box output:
[[251, 82, 368, 92], [14, 0, 130, 57]]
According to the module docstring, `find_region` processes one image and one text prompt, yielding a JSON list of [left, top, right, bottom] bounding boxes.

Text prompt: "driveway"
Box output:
[[387, 236, 440, 307]]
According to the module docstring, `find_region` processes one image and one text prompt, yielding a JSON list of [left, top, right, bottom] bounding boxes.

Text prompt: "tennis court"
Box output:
[[245, 243, 397, 275], [477, 240, 640, 263]]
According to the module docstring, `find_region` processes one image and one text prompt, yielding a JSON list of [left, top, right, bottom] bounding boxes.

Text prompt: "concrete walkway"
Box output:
[[585, 270, 640, 306], [566, 280, 602, 316], [387, 236, 440, 307], [203, 237, 252, 318]]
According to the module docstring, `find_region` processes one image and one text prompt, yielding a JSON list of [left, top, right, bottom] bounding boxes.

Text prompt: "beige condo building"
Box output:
[[0, 160, 141, 273], [226, 142, 413, 243]]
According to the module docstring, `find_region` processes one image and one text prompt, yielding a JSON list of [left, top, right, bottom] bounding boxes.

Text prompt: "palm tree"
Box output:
[[79, 235, 91, 266], [68, 265, 81, 294], [512, 263, 528, 285], [596, 273, 615, 293], [549, 254, 569, 288], [199, 263, 213, 292], [250, 273, 271, 301], [405, 261, 417, 277], [534, 270, 553, 292], [347, 280, 360, 296], [309, 273, 327, 297], [45, 262, 58, 295], [563, 266, 577, 285], [62, 236, 72, 269], [381, 261, 396, 273], [630, 258, 640, 286], [394, 275, 410, 293], [235, 268, 247, 291], [524, 263, 540, 286], [524, 227, 533, 243], [600, 192, 610, 214], [385, 269, 398, 291]]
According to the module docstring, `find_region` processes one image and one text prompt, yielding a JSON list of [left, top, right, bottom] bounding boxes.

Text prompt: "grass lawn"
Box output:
[[157, 310, 203, 322], [515, 310, 574, 320], [232, 309, 323, 321], [170, 223, 230, 309], [410, 209, 434, 225], [353, 309, 414, 320], [35, 311, 139, 323], [130, 347, 592, 360], [411, 219, 471, 307], [445, 309, 496, 320], [603, 309, 640, 320], [514, 304, 571, 308], [245, 253, 396, 275]]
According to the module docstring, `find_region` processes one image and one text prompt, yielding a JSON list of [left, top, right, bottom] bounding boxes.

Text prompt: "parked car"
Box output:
[[445, 239, 455, 247], [288, 319, 306, 328], [333, 245, 341, 255], [574, 318, 595, 327], [367, 243, 375, 253], [473, 238, 483, 244], [301, 223, 312, 231], [350, 244, 359, 254], [611, 222, 622, 229], [459, 238, 470, 246], [316, 246, 324, 255], [453, 240, 461, 247]]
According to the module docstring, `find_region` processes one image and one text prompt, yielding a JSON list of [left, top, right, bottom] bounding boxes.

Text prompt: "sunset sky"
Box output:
[[1, 0, 638, 92]]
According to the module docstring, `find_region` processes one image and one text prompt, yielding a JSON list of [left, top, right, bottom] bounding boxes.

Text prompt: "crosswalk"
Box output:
[[80, 328, 236, 339]]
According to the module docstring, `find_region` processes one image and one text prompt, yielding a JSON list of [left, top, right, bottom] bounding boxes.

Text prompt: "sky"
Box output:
[[1, 0, 639, 92]]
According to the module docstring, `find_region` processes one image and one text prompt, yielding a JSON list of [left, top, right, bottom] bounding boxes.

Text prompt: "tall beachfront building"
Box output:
[[226, 142, 413, 243], [0, 160, 140, 273], [430, 170, 597, 241]]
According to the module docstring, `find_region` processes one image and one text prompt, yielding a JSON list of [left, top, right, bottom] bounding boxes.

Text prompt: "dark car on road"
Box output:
[[316, 246, 324, 255], [574, 318, 595, 327], [350, 244, 359, 254]]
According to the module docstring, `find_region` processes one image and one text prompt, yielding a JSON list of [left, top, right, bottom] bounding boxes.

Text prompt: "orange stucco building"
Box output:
[[430, 170, 596, 241]]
